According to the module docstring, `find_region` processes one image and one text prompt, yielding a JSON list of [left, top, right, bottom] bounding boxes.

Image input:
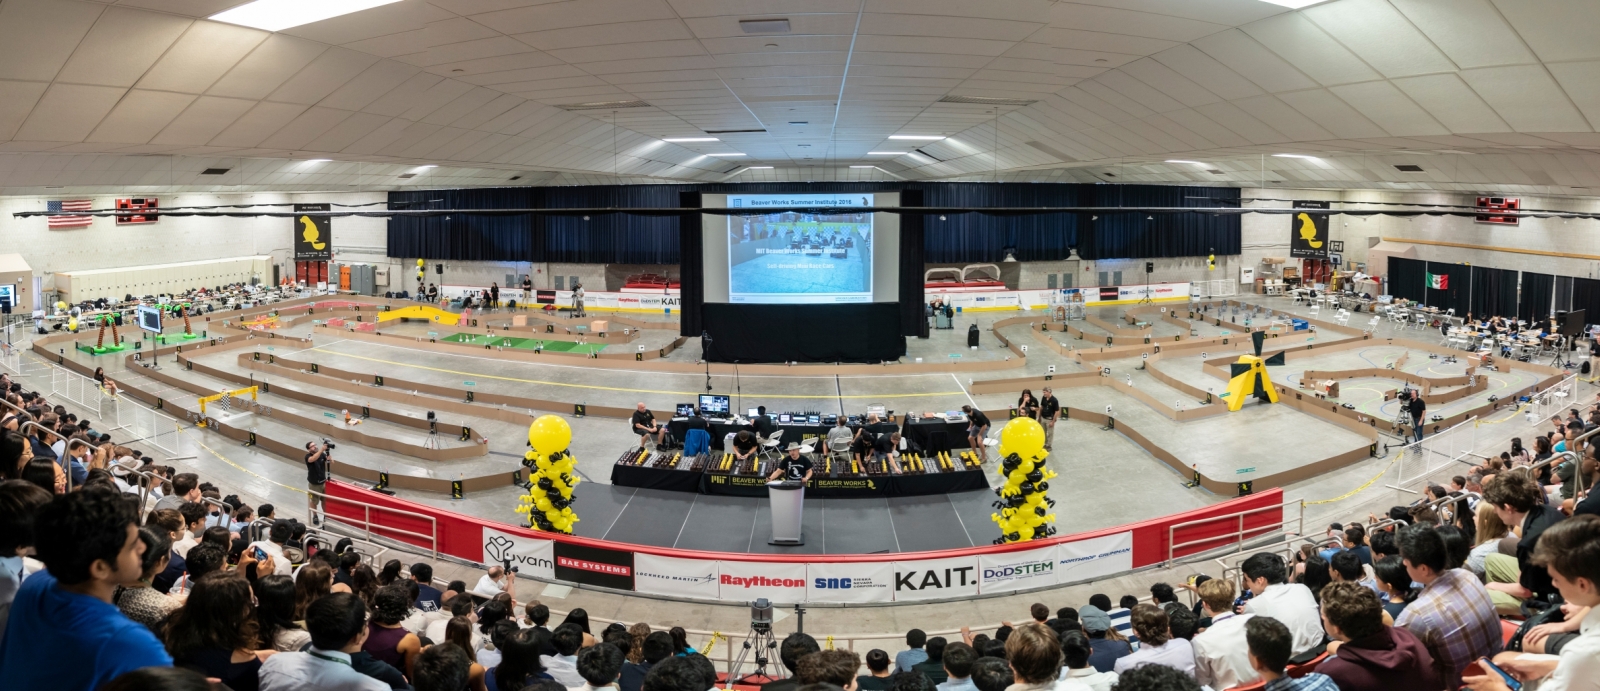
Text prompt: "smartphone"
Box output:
[[253, 546, 267, 561], [1479, 658, 1522, 691]]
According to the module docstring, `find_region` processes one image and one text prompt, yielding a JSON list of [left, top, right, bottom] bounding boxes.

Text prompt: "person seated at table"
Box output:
[[750, 406, 778, 441], [825, 418, 855, 457], [732, 430, 759, 467], [684, 408, 710, 434], [631, 402, 665, 449]]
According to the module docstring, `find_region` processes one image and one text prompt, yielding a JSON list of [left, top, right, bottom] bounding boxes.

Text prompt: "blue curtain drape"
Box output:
[[919, 183, 1079, 262], [537, 186, 680, 264], [387, 188, 535, 260], [1389, 257, 1426, 303], [1470, 266, 1518, 319], [1076, 186, 1241, 260], [1572, 277, 1600, 332], [1520, 272, 1554, 323]]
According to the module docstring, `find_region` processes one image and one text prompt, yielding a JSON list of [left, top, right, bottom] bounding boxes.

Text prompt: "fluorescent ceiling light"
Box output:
[[748, 166, 774, 170], [867, 151, 907, 155], [1272, 154, 1318, 160], [210, 0, 403, 32], [850, 165, 875, 169], [889, 135, 945, 141], [664, 137, 718, 142], [1165, 160, 1203, 165], [306, 159, 331, 162], [1256, 0, 1334, 8], [706, 153, 745, 157]]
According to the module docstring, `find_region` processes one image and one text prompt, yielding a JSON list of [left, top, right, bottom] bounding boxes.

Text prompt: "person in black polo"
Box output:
[[304, 441, 330, 526], [631, 402, 665, 448], [768, 443, 814, 483], [1039, 387, 1061, 450], [751, 405, 778, 441], [1406, 390, 1427, 442], [963, 405, 990, 462]]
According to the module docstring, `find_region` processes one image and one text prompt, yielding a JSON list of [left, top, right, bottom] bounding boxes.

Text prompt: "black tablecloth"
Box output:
[[610, 463, 703, 493], [903, 418, 972, 454], [696, 468, 990, 498], [667, 418, 895, 450]]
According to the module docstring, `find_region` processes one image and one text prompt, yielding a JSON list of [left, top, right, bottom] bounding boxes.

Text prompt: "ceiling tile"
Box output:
[[1094, 69, 1188, 113], [1461, 65, 1593, 132], [303, 111, 394, 152], [1276, 88, 1388, 139], [1392, 73, 1511, 133], [207, 35, 330, 100], [0, 0, 104, 82], [150, 96, 257, 145], [1549, 61, 1600, 132], [1192, 101, 1287, 144], [0, 81, 50, 141], [1491, 0, 1600, 63], [1303, 0, 1456, 78], [137, 21, 268, 94], [209, 101, 309, 148], [87, 89, 197, 143], [258, 106, 355, 150], [1230, 95, 1334, 141], [474, 0, 676, 35], [1049, 3, 1228, 43], [281, 0, 456, 46], [55, 7, 192, 88], [268, 48, 382, 106], [363, 72, 448, 117], [319, 60, 424, 112], [339, 117, 416, 155], [1389, 0, 1537, 69], [1191, 30, 1318, 94], [14, 83, 126, 142], [1328, 80, 1448, 136], [547, 39, 706, 65], [1241, 12, 1381, 86]]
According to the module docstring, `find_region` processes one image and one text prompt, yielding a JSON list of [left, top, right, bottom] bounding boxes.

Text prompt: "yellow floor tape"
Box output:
[[1304, 451, 1403, 506], [189, 429, 308, 496]]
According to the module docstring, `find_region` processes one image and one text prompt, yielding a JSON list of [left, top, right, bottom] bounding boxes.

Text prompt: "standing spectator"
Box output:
[[1407, 390, 1427, 442], [1316, 581, 1437, 691], [1057, 631, 1116, 691], [1244, 617, 1338, 691], [1078, 604, 1130, 673], [0, 489, 173, 690], [1113, 605, 1194, 677], [490, 282, 500, 310], [857, 649, 894, 690], [115, 525, 180, 632], [1240, 553, 1325, 657], [796, 649, 862, 687], [1038, 387, 1060, 450], [1004, 622, 1062, 691], [1394, 524, 1503, 690], [1016, 389, 1040, 421], [304, 442, 330, 526], [163, 572, 270, 691], [937, 642, 977, 691], [1190, 578, 1257, 690], [962, 406, 990, 463], [895, 629, 928, 673], [257, 592, 388, 691]]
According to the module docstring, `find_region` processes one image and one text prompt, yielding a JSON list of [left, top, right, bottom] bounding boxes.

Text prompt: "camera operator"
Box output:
[[1405, 390, 1427, 442], [305, 440, 332, 525]]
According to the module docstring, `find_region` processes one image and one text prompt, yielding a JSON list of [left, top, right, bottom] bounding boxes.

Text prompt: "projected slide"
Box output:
[[727, 193, 874, 304]]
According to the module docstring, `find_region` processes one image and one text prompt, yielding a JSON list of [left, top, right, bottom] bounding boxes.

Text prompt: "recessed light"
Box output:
[[210, 0, 403, 32], [664, 137, 718, 142], [1256, 0, 1334, 8], [765, 43, 779, 48], [867, 151, 907, 155], [789, 121, 808, 125], [740, 18, 790, 34], [748, 166, 774, 169], [1094, 59, 1108, 63], [850, 165, 874, 169], [1272, 154, 1318, 160], [306, 159, 331, 162], [889, 135, 945, 141], [706, 153, 745, 156], [452, 69, 464, 72], [1165, 160, 1203, 165]]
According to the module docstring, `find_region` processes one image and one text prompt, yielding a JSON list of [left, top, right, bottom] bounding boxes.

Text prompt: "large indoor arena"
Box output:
[[2, 2, 1600, 691]]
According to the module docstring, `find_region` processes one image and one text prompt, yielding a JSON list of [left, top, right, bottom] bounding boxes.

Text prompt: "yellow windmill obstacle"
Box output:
[[198, 386, 258, 416]]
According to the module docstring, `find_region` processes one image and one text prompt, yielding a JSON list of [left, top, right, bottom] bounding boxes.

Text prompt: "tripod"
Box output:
[[727, 623, 781, 686]]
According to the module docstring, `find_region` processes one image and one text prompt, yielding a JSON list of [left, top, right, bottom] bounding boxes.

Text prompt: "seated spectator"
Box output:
[[764, 632, 821, 691], [412, 642, 472, 691], [543, 622, 587, 686], [560, 608, 598, 647], [0, 488, 172, 690], [1109, 595, 1138, 642], [164, 572, 270, 691], [115, 525, 180, 632], [295, 561, 335, 621], [1328, 550, 1375, 595], [170, 543, 225, 597], [146, 509, 186, 594], [427, 594, 479, 647], [574, 641, 625, 691], [1244, 617, 1338, 691], [1113, 604, 1194, 677], [1057, 630, 1115, 691], [1344, 524, 1372, 565], [1371, 555, 1414, 621], [1106, 665, 1199, 691], [1241, 552, 1325, 657], [1467, 502, 1513, 578], [362, 584, 422, 677], [967, 658, 1012, 691], [642, 656, 703, 691], [0, 479, 51, 643], [246, 520, 294, 577], [669, 626, 696, 656], [935, 641, 976, 691], [480, 619, 518, 669], [1483, 472, 1566, 611], [1464, 514, 1600, 691], [895, 628, 928, 673], [490, 627, 554, 691], [621, 631, 675, 691], [797, 649, 862, 688], [255, 575, 312, 652], [476, 565, 508, 596], [912, 636, 949, 684], [411, 562, 443, 611], [1316, 581, 1436, 691], [441, 615, 489, 691], [857, 649, 894, 691], [1077, 604, 1130, 673], [1190, 578, 1257, 690], [1164, 607, 1198, 643], [1394, 524, 1503, 690], [1003, 622, 1061, 691], [153, 472, 199, 512]]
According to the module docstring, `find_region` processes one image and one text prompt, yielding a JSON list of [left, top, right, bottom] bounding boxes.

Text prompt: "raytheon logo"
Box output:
[[721, 575, 805, 588], [894, 566, 975, 592]]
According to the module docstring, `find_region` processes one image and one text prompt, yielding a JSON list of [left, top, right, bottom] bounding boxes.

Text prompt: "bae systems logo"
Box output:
[[557, 556, 631, 577], [894, 566, 976, 592], [721, 575, 805, 588]]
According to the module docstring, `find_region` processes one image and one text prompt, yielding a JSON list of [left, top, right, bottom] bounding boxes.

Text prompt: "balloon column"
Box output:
[[416, 259, 426, 291], [989, 417, 1058, 544], [514, 415, 581, 534]]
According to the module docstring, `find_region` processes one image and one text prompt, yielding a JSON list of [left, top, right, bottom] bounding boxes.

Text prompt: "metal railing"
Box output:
[[1387, 417, 1479, 493], [111, 395, 183, 455], [1166, 499, 1305, 564], [50, 364, 109, 418], [1213, 534, 1344, 589], [1528, 374, 1579, 425], [317, 493, 440, 561], [246, 515, 396, 566]]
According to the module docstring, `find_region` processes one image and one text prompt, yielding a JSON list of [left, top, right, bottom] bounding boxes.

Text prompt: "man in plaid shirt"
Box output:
[[1395, 525, 1504, 690]]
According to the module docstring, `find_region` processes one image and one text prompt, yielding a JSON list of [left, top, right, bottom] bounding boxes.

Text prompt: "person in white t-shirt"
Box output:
[[1191, 579, 1257, 690], [475, 565, 509, 596], [1241, 553, 1325, 657], [244, 520, 294, 576]]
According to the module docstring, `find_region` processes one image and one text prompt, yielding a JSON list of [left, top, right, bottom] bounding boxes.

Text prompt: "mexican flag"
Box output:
[[1426, 272, 1448, 290]]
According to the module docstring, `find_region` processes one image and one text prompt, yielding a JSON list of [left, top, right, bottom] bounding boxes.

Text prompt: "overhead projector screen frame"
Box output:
[[701, 192, 900, 305]]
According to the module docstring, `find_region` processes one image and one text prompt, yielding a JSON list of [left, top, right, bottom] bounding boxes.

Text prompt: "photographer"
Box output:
[[1407, 390, 1427, 442], [305, 440, 332, 526]]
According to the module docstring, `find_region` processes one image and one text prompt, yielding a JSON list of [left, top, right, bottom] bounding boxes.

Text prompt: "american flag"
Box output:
[[46, 200, 93, 229]]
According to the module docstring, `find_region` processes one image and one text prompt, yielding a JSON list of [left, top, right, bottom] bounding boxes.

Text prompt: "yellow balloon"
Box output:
[[67, 318, 78, 331], [528, 415, 572, 454], [535, 456, 551, 471], [535, 497, 552, 511], [544, 509, 561, 522], [1015, 526, 1034, 541], [999, 417, 1046, 458], [55, 301, 67, 310], [416, 258, 425, 267]]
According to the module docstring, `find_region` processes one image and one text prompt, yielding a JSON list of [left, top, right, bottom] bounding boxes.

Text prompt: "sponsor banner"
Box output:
[[978, 544, 1058, 594], [890, 556, 979, 602], [806, 561, 893, 604], [634, 553, 721, 600], [717, 560, 807, 602], [1291, 200, 1330, 258], [1056, 532, 1134, 584], [553, 541, 634, 591], [293, 204, 332, 261], [480, 527, 555, 580], [1079, 283, 1190, 305]]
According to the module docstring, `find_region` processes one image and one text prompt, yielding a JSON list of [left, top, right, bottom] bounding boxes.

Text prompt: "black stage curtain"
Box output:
[[678, 191, 704, 338], [535, 185, 680, 264], [920, 183, 1079, 262], [702, 303, 905, 363], [1520, 271, 1554, 323], [387, 188, 536, 261], [1470, 267, 1519, 320], [1389, 257, 1426, 303], [1425, 262, 1470, 314], [1077, 186, 1241, 260], [1573, 278, 1600, 331], [900, 189, 928, 338]]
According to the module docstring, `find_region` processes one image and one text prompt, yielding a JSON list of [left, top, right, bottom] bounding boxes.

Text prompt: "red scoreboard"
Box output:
[[115, 198, 158, 224], [1475, 196, 1518, 225]]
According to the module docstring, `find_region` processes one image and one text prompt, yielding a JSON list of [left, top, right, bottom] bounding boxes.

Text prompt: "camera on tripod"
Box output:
[[750, 598, 773, 632]]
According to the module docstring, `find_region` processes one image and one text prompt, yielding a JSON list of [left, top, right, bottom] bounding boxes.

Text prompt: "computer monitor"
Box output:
[[747, 407, 760, 418], [808, 415, 820, 424], [675, 403, 696, 417], [699, 394, 731, 416], [778, 414, 792, 424]]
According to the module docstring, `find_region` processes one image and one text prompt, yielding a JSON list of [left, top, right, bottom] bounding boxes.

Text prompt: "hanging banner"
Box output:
[[554, 541, 635, 591], [480, 527, 555, 580], [890, 556, 980, 602], [978, 544, 1059, 594], [806, 560, 893, 604], [1055, 532, 1134, 585], [634, 553, 721, 600], [1289, 201, 1329, 259], [716, 560, 808, 603], [294, 203, 333, 261]]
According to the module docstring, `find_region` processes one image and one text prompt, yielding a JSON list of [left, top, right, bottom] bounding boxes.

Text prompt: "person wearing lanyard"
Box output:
[[1192, 579, 1259, 690], [258, 593, 388, 691]]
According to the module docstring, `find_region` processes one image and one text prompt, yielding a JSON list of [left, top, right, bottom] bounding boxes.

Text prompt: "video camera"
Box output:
[[321, 438, 336, 450]]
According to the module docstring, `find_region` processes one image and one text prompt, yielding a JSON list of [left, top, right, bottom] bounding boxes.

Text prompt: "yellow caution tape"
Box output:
[[1304, 451, 1403, 506]]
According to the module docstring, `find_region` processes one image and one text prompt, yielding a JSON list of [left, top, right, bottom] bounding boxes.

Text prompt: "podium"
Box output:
[[767, 480, 805, 545]]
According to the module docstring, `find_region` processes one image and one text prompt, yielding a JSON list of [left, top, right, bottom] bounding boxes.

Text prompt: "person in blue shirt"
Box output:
[[0, 488, 173, 690], [895, 629, 928, 673]]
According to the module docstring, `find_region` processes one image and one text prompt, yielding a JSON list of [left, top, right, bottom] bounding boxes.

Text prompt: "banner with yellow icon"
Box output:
[[294, 203, 332, 261], [1289, 200, 1329, 259]]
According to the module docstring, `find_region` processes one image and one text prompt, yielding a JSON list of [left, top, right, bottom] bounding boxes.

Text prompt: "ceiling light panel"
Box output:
[[1256, 0, 1335, 8], [210, 0, 403, 32], [740, 19, 791, 34]]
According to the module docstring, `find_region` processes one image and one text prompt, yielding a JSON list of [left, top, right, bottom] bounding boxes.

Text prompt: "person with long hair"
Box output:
[[626, 622, 651, 664], [377, 559, 403, 586], [254, 574, 311, 652], [479, 598, 512, 638], [669, 626, 696, 656], [163, 572, 272, 691], [489, 627, 554, 691], [349, 562, 378, 605], [1466, 502, 1513, 577], [1299, 554, 1332, 603], [116, 525, 179, 632], [1016, 389, 1039, 421], [294, 561, 333, 621], [1510, 437, 1529, 465], [445, 615, 490, 691], [1371, 555, 1415, 620], [0, 431, 25, 481], [561, 607, 597, 647], [362, 584, 422, 677]]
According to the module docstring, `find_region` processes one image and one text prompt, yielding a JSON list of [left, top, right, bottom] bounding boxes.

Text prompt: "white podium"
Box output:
[[767, 480, 805, 545]]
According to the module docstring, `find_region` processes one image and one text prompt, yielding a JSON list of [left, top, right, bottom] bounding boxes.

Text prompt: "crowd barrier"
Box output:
[[326, 479, 1284, 604]]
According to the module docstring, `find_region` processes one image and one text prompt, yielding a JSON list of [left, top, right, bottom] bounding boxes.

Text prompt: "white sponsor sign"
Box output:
[[480, 527, 555, 580], [890, 556, 980, 602], [716, 560, 808, 603], [806, 561, 893, 604], [978, 544, 1059, 594], [634, 553, 721, 600], [1056, 532, 1134, 584]]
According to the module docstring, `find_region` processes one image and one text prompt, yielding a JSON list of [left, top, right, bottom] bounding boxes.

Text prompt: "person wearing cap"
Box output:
[[768, 442, 814, 483], [1078, 605, 1131, 674]]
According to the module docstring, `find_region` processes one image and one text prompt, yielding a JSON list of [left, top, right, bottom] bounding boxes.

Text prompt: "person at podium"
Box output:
[[769, 443, 814, 484]]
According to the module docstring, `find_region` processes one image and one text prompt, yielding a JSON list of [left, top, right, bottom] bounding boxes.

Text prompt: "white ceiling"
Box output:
[[4, 0, 1600, 194]]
